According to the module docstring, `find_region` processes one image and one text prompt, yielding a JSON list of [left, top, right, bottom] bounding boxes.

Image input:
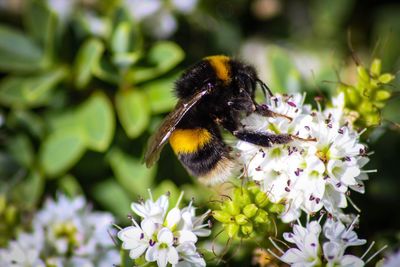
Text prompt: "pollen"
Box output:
[[169, 128, 212, 154], [205, 55, 231, 83]]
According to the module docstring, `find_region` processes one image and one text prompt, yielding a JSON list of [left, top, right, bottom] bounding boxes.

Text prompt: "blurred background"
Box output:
[[0, 0, 399, 264]]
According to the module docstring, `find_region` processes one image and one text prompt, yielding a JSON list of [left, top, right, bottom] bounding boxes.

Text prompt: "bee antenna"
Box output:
[[257, 79, 273, 98]]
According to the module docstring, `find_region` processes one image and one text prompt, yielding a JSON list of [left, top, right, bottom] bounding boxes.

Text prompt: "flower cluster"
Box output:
[[0, 193, 119, 267], [124, 0, 199, 38], [236, 93, 370, 222], [118, 190, 210, 267], [212, 182, 284, 239], [270, 217, 368, 266], [338, 58, 394, 129]]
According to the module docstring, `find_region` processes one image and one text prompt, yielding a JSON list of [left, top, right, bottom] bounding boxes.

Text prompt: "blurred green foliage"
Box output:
[[0, 0, 399, 264]]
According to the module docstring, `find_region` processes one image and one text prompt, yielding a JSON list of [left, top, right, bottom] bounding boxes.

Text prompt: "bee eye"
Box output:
[[239, 88, 245, 94]]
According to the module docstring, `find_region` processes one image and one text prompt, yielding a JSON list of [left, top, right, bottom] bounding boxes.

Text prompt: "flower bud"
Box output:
[[240, 222, 253, 236], [235, 214, 248, 225], [379, 73, 395, 84], [254, 209, 270, 224], [375, 89, 391, 102], [226, 223, 239, 238], [223, 200, 240, 216], [370, 58, 381, 77], [0, 195, 6, 215], [243, 204, 258, 218], [255, 191, 269, 207], [233, 188, 251, 206], [212, 210, 233, 224], [269, 203, 285, 214], [357, 66, 370, 82], [5, 205, 17, 224]]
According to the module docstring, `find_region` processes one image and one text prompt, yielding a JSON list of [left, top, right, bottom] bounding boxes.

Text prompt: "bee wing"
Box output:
[[144, 87, 211, 167]]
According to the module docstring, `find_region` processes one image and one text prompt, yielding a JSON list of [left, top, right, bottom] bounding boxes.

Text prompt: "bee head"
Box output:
[[234, 64, 273, 102]]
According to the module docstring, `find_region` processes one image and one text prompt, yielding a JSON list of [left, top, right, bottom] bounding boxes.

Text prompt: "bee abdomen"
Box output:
[[169, 128, 235, 185]]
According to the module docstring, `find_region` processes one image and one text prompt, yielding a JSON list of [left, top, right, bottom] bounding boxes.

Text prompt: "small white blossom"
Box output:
[[124, 0, 199, 38], [382, 250, 400, 267], [272, 217, 366, 267], [131, 189, 169, 224], [0, 230, 45, 267], [0, 193, 118, 266], [118, 190, 210, 267], [237, 93, 370, 222]]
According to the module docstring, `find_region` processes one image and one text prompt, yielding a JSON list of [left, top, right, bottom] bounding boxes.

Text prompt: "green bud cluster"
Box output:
[[212, 183, 284, 239], [338, 58, 395, 129], [0, 195, 19, 247]]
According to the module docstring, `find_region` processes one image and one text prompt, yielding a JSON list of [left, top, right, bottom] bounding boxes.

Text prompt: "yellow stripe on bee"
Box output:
[[205, 55, 231, 83], [169, 128, 212, 154]]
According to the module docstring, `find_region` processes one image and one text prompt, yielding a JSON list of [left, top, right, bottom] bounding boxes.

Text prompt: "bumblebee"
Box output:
[[144, 55, 294, 185]]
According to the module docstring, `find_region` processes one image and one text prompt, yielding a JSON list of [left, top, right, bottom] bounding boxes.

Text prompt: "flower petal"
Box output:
[[129, 244, 148, 259], [158, 228, 174, 245], [167, 247, 179, 265]]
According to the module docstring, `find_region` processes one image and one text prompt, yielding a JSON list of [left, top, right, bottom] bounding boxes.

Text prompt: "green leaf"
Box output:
[[7, 134, 34, 168], [107, 148, 156, 198], [0, 24, 44, 72], [148, 42, 184, 72], [24, 0, 56, 62], [0, 67, 68, 108], [40, 128, 86, 177], [10, 110, 46, 139], [12, 170, 44, 209], [58, 174, 83, 196], [74, 38, 105, 89], [130, 42, 184, 83], [92, 179, 132, 218], [111, 22, 131, 54], [116, 89, 149, 138], [142, 75, 178, 114], [78, 92, 115, 152], [266, 46, 301, 93]]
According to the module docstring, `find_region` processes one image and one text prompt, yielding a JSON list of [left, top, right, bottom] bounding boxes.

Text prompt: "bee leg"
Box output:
[[233, 130, 292, 147], [255, 104, 292, 122]]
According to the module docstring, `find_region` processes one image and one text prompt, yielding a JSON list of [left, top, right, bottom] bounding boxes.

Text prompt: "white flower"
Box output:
[[118, 218, 156, 259], [123, 0, 199, 38], [382, 250, 400, 267], [118, 190, 210, 267], [0, 230, 45, 267], [146, 228, 179, 267], [237, 93, 370, 222], [171, 0, 198, 13], [271, 218, 366, 267], [280, 220, 322, 266], [30, 193, 119, 266], [323, 217, 366, 248], [131, 189, 169, 224], [0, 195, 120, 267], [323, 242, 364, 267], [124, 0, 162, 21], [46, 0, 77, 22]]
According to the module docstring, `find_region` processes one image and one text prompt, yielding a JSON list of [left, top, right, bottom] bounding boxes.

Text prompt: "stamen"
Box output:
[[346, 196, 361, 213], [358, 128, 367, 137], [365, 245, 388, 264], [268, 237, 285, 254], [147, 188, 153, 201], [345, 214, 360, 234], [361, 241, 375, 260], [267, 249, 282, 261], [175, 191, 185, 208]]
